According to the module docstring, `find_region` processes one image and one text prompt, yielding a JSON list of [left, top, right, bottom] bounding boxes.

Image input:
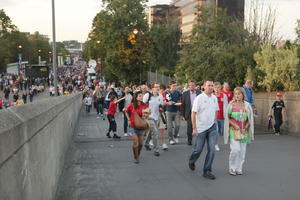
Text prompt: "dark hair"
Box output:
[[169, 80, 176, 86], [132, 91, 142, 109], [204, 78, 213, 86], [160, 84, 166, 90], [110, 95, 116, 101]]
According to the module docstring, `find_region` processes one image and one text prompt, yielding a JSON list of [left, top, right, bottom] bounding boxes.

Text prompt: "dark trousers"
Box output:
[[186, 117, 193, 143], [123, 111, 128, 133], [274, 112, 283, 133], [85, 105, 91, 113], [108, 114, 117, 133]]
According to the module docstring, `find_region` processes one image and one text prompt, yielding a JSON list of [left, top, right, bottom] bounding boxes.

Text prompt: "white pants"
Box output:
[[229, 139, 247, 172]]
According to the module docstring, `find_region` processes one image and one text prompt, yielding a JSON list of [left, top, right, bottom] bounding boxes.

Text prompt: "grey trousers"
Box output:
[[166, 111, 181, 141], [145, 119, 160, 152]]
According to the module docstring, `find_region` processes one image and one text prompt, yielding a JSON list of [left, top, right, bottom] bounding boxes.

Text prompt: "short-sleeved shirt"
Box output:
[[192, 93, 219, 133], [107, 101, 117, 115], [126, 103, 148, 128], [165, 90, 181, 112], [220, 89, 233, 102], [272, 100, 285, 113], [143, 93, 164, 120], [215, 93, 228, 120]]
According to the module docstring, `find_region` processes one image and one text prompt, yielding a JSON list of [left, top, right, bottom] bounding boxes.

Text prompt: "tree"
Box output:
[[0, 9, 17, 37], [148, 19, 181, 74], [84, 0, 149, 83], [254, 45, 300, 91]]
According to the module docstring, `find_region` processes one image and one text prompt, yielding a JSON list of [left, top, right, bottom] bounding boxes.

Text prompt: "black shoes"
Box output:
[[188, 141, 192, 146], [113, 134, 121, 139], [106, 132, 111, 138], [145, 145, 152, 151], [203, 173, 216, 180], [188, 163, 195, 171]]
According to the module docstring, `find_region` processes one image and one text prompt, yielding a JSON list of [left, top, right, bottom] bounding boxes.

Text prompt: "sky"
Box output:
[[0, 0, 299, 42]]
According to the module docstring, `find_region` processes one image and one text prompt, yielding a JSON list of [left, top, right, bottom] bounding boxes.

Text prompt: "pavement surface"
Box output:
[[55, 107, 300, 200]]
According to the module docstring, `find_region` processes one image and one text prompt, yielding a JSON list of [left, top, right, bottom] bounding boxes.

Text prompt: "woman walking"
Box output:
[[125, 91, 148, 164], [224, 87, 254, 176]]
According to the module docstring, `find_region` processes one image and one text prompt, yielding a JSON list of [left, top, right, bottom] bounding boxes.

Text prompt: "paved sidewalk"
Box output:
[[55, 107, 300, 200]]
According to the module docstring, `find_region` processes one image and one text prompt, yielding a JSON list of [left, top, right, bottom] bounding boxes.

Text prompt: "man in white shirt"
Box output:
[[188, 80, 219, 180], [143, 83, 164, 156]]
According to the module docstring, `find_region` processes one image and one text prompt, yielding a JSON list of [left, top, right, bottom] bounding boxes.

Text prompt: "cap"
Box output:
[[276, 92, 282, 96]]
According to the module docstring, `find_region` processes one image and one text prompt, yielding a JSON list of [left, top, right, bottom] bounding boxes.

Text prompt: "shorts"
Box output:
[[133, 128, 145, 135]]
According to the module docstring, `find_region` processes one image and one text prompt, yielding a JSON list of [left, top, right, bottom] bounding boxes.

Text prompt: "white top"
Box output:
[[192, 92, 219, 133], [143, 93, 164, 120], [124, 93, 132, 111]]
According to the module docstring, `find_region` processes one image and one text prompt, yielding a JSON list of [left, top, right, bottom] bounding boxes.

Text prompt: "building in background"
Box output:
[[147, 4, 179, 27], [62, 40, 83, 63], [170, 0, 244, 35]]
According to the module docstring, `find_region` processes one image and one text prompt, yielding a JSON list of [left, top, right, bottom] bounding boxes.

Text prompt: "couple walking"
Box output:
[[188, 80, 254, 179]]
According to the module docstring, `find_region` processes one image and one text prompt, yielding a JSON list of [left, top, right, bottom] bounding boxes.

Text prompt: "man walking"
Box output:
[[188, 80, 219, 180], [165, 81, 182, 145], [181, 81, 201, 145]]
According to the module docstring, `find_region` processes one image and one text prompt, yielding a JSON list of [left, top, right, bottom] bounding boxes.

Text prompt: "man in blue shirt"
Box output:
[[165, 81, 182, 145], [243, 80, 254, 105]]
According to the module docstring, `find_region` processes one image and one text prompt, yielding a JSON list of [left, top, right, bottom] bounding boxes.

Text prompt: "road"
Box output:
[[55, 107, 300, 200]]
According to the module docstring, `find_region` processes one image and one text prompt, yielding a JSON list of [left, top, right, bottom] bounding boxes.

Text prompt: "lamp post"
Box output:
[[52, 0, 58, 96], [18, 45, 22, 75], [38, 49, 42, 65]]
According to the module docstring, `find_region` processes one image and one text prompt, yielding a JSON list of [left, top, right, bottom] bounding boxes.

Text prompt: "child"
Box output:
[[268, 93, 285, 135], [106, 95, 125, 139], [84, 94, 93, 113]]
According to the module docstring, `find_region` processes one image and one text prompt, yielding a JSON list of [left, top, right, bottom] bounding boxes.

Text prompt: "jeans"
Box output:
[[85, 105, 91, 113], [145, 119, 160, 152], [216, 119, 224, 136], [189, 124, 217, 174], [96, 103, 104, 115], [166, 111, 180, 141], [107, 114, 117, 132]]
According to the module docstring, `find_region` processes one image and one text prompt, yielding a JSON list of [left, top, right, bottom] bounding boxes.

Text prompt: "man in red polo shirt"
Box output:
[[221, 82, 233, 103]]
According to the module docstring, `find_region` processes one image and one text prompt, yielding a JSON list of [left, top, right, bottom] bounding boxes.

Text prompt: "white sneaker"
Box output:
[[149, 140, 154, 146], [170, 140, 175, 145], [124, 133, 129, 137], [162, 143, 168, 150], [97, 116, 100, 119], [174, 138, 179, 144], [215, 144, 220, 151]]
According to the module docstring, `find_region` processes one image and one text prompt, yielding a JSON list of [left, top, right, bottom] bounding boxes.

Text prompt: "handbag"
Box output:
[[133, 110, 149, 130], [234, 129, 245, 140]]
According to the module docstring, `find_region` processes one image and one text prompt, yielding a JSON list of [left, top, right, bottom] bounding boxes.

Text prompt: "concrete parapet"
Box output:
[[254, 92, 300, 135], [0, 93, 82, 200]]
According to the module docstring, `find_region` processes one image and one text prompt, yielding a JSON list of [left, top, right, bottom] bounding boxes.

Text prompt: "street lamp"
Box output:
[[38, 49, 42, 65], [133, 29, 139, 35], [17, 45, 23, 75], [97, 40, 100, 44]]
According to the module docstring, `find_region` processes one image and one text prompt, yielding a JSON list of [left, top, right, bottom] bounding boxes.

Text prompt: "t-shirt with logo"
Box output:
[[220, 89, 233, 102], [272, 100, 285, 113], [192, 93, 219, 133], [214, 93, 228, 120]]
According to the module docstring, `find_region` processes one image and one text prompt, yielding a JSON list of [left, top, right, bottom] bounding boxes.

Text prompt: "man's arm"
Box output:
[[191, 111, 198, 136]]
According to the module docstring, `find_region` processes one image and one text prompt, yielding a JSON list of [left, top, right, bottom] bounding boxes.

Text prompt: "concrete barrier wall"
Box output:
[[0, 93, 82, 200], [254, 92, 300, 135]]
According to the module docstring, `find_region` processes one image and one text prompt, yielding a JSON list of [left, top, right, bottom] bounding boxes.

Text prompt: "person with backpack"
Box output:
[[143, 83, 164, 156]]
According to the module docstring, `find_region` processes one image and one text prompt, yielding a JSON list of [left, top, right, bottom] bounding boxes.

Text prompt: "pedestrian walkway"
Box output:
[[55, 107, 300, 200]]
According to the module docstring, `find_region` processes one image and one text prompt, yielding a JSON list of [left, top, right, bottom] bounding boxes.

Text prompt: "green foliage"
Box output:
[[84, 0, 149, 83], [254, 45, 300, 91], [148, 19, 181, 74], [0, 9, 17, 37], [176, 5, 259, 89]]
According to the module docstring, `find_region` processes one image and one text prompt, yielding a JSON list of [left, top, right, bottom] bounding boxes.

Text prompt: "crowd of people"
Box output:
[[1, 62, 286, 181], [0, 73, 47, 109]]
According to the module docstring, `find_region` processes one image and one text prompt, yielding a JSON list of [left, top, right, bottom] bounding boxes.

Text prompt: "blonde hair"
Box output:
[[233, 87, 246, 101]]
